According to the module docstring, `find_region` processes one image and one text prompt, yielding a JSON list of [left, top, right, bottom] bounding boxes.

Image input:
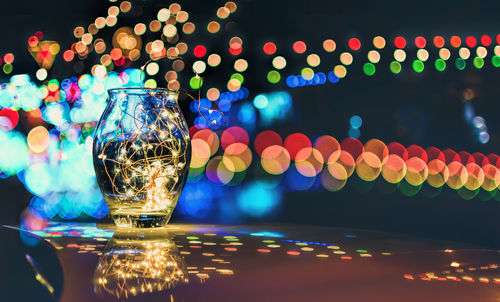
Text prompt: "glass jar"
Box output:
[[93, 88, 191, 228]]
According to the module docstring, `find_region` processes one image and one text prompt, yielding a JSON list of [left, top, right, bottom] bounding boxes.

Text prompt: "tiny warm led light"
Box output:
[[146, 62, 159, 75], [495, 45, 500, 56], [191, 139, 211, 168], [95, 17, 106, 29], [227, 78, 241, 91], [439, 48, 451, 60], [217, 7, 230, 19], [481, 164, 500, 191], [120, 1, 131, 12], [446, 161, 468, 189], [333, 65, 347, 78], [207, 21, 220, 33], [110, 48, 122, 60], [356, 152, 381, 181], [229, 36, 243, 48], [94, 40, 106, 54], [165, 70, 177, 82], [81, 33, 93, 45], [261, 145, 291, 175], [27, 126, 49, 153], [306, 54, 320, 67], [63, 50, 74, 62], [176, 11, 189, 23], [108, 6, 119, 16], [459, 47, 471, 59], [476, 46, 487, 58], [73, 27, 85, 38], [450, 36, 461, 48], [231, 73, 244, 85], [382, 154, 406, 184], [292, 41, 307, 54], [100, 54, 112, 66], [93, 65, 107, 78], [183, 22, 195, 34], [323, 39, 336, 52], [144, 79, 157, 88], [88, 23, 98, 35], [192, 60, 207, 74], [301, 67, 314, 80], [394, 49, 406, 62], [134, 23, 146, 35], [339, 52, 353, 65], [224, 1, 237, 13], [373, 36, 386, 49], [157, 8, 170, 22], [417, 49, 429, 61], [36, 68, 48, 81], [151, 40, 164, 53], [176, 42, 187, 55], [163, 24, 177, 38], [149, 20, 162, 32], [3, 53, 14, 64], [433, 36, 445, 48], [168, 80, 180, 90], [367, 50, 380, 63], [234, 59, 248, 72], [295, 147, 324, 177], [169, 3, 181, 14], [451, 261, 460, 268], [207, 54, 221, 67], [75, 42, 87, 54], [272, 56, 286, 69], [206, 88, 220, 101], [106, 15, 117, 27], [49, 44, 60, 55], [166, 47, 179, 59]]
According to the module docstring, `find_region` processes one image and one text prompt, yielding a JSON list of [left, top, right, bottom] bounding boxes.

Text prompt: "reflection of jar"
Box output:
[[93, 88, 191, 228], [94, 229, 188, 299]]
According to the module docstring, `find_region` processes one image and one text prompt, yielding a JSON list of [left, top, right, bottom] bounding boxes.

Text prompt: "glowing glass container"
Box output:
[[93, 88, 191, 228]]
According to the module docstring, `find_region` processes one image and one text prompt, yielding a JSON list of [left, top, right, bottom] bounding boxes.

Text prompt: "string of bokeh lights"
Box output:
[[187, 127, 500, 198], [264, 35, 500, 86]]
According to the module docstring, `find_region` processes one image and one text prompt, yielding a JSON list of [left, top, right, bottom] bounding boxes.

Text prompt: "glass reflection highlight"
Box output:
[[94, 229, 188, 299]]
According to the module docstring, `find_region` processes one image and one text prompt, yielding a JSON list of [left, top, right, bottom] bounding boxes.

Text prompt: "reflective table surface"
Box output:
[[1, 222, 499, 302]]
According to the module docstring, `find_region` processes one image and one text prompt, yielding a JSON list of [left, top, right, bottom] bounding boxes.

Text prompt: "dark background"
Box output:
[[1, 0, 500, 248]]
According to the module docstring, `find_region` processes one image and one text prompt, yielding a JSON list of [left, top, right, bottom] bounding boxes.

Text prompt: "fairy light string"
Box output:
[[96, 87, 190, 214]]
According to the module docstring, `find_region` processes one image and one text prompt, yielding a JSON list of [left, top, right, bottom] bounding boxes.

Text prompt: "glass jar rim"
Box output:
[[108, 87, 179, 95]]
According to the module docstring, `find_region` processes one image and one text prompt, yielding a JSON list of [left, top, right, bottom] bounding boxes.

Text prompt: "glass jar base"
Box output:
[[111, 213, 170, 228]]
